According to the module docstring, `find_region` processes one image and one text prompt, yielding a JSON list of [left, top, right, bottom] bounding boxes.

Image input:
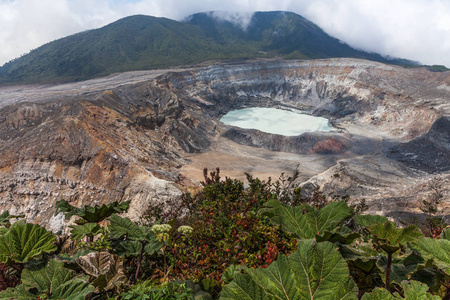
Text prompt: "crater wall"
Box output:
[[1, 58, 450, 226]]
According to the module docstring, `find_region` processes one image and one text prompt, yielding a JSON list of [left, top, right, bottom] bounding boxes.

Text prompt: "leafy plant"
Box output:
[[56, 200, 129, 253], [109, 215, 161, 282], [366, 221, 423, 291], [413, 232, 450, 275], [261, 200, 352, 239], [55, 199, 130, 225], [361, 280, 440, 299], [0, 259, 93, 299], [0, 221, 57, 265], [354, 215, 388, 228], [220, 240, 357, 299], [1, 169, 448, 299], [119, 280, 195, 300], [69, 222, 102, 243], [170, 169, 298, 289], [0, 262, 20, 291]]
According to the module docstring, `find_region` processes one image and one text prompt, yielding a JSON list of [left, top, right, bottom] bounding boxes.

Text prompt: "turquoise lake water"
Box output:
[[220, 107, 332, 136]]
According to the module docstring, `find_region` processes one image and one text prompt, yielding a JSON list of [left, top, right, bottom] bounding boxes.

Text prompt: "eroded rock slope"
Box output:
[[1, 58, 450, 227]]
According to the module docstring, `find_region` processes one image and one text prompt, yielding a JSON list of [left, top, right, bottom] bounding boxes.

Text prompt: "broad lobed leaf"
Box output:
[[354, 215, 388, 228], [0, 284, 37, 299], [220, 240, 357, 300], [262, 200, 352, 239], [55, 199, 130, 224], [413, 237, 450, 275], [0, 259, 93, 299], [0, 221, 56, 264], [69, 222, 102, 241], [81, 201, 130, 224], [367, 221, 423, 254], [109, 214, 143, 240]]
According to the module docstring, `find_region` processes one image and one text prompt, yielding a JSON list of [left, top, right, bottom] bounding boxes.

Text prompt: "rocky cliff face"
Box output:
[[0, 76, 213, 229], [1, 58, 450, 228]]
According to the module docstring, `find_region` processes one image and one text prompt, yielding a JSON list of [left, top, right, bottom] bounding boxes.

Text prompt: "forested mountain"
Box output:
[[0, 11, 418, 84]]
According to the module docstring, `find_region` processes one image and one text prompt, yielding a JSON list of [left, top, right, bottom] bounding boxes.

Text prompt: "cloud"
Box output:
[[1, 0, 450, 67], [298, 0, 450, 66], [208, 11, 255, 30]]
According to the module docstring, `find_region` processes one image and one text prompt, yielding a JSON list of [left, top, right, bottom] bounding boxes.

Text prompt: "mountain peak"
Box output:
[[0, 11, 417, 85]]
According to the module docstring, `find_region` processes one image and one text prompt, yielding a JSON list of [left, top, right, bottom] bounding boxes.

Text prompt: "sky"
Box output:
[[1, 0, 450, 67]]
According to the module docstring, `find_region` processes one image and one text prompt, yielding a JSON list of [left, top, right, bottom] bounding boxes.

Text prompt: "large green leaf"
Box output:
[[222, 265, 249, 284], [0, 259, 93, 299], [361, 280, 440, 299], [410, 264, 443, 294], [55, 199, 84, 220], [361, 288, 395, 300], [354, 215, 388, 228], [108, 214, 143, 240], [340, 244, 381, 274], [220, 240, 357, 300], [401, 280, 441, 300], [0, 221, 57, 264], [262, 200, 352, 239], [21, 259, 92, 298], [112, 239, 142, 257], [413, 237, 450, 275], [80, 201, 130, 224], [55, 199, 130, 224], [109, 215, 161, 259], [144, 239, 161, 255], [69, 222, 102, 241], [109, 215, 160, 245], [316, 226, 360, 244], [0, 284, 36, 299], [367, 221, 423, 254]]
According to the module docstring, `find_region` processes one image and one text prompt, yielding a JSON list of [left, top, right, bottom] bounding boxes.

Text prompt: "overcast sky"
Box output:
[[1, 0, 450, 67]]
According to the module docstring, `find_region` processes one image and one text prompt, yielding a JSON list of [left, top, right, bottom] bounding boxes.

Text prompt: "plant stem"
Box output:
[[385, 252, 392, 292], [135, 241, 146, 282], [164, 249, 167, 282]]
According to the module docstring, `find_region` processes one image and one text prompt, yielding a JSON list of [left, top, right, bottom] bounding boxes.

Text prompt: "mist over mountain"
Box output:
[[0, 11, 419, 85]]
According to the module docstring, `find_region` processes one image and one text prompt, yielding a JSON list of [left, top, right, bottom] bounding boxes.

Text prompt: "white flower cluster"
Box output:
[[151, 224, 172, 234], [151, 224, 172, 242], [177, 225, 194, 235]]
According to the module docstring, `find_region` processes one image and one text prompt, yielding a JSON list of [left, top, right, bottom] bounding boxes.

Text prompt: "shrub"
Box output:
[[119, 281, 194, 300], [166, 168, 298, 294]]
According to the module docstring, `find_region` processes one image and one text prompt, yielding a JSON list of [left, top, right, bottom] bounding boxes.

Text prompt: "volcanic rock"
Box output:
[[0, 58, 450, 226]]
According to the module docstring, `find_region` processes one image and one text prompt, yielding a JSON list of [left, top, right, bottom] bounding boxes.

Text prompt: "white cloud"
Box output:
[[209, 11, 255, 30], [0, 0, 450, 67], [298, 0, 450, 66]]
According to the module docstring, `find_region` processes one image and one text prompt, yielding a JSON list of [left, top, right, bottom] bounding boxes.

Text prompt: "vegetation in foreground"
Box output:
[[0, 168, 449, 299]]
